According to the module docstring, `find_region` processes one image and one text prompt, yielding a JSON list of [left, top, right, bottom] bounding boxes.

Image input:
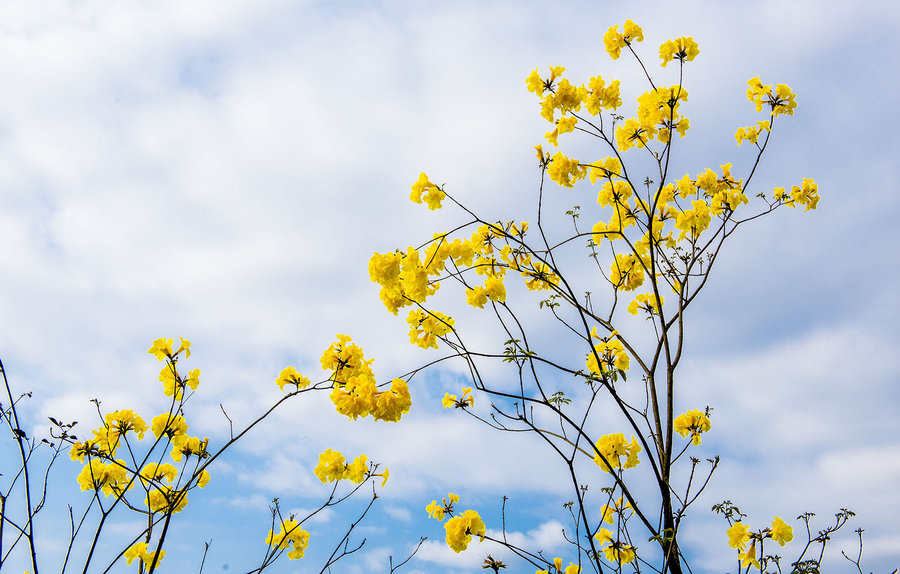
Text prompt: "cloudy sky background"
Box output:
[[1, 1, 898, 572]]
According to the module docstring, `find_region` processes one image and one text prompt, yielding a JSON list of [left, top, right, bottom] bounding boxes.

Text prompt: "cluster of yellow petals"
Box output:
[[313, 448, 379, 485], [774, 178, 820, 211], [410, 172, 445, 210], [320, 334, 411, 421], [407, 308, 455, 349], [592, 432, 641, 473], [425, 493, 485, 553], [546, 151, 586, 188], [659, 36, 700, 67], [266, 519, 311, 560], [370, 222, 560, 357], [627, 292, 664, 316], [276, 366, 311, 391], [673, 409, 712, 445], [76, 458, 131, 497], [735, 120, 772, 146], [603, 20, 644, 60], [124, 542, 165, 568], [426, 492, 460, 521], [158, 362, 200, 401], [442, 387, 475, 409], [747, 76, 797, 116], [586, 333, 630, 376], [444, 509, 486, 553]]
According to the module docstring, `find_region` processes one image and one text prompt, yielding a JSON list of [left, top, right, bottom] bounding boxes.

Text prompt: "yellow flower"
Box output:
[[151, 413, 189, 446], [592, 433, 641, 473], [174, 337, 191, 357], [146, 484, 188, 513], [410, 172, 446, 210], [673, 409, 711, 445], [627, 292, 664, 316], [314, 448, 346, 483], [526, 68, 544, 96], [124, 542, 166, 568], [266, 519, 310, 560], [407, 308, 455, 350], [148, 338, 174, 361], [593, 527, 613, 545], [604, 20, 643, 59], [659, 37, 700, 67], [171, 435, 209, 462], [727, 522, 749, 549], [445, 509, 486, 552], [740, 540, 760, 569], [770, 516, 793, 546], [276, 366, 312, 391], [442, 387, 475, 409], [603, 541, 636, 565], [344, 454, 368, 484], [76, 459, 131, 497], [427, 492, 461, 521], [104, 409, 147, 441], [372, 378, 412, 422]]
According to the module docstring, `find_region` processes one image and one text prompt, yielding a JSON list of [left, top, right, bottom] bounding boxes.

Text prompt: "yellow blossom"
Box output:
[[445, 509, 486, 553]]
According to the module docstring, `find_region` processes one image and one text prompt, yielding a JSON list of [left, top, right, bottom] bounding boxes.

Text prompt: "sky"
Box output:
[[1, 1, 899, 573]]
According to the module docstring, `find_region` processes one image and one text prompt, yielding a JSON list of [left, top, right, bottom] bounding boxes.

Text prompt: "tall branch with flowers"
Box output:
[[368, 19, 861, 574]]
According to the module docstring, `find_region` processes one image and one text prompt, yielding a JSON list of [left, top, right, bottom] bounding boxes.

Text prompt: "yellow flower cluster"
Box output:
[[442, 387, 474, 409], [592, 432, 641, 473], [276, 366, 311, 391], [410, 172, 446, 210], [659, 36, 700, 67], [426, 492, 459, 520], [76, 458, 131, 497], [609, 253, 646, 291], [426, 493, 486, 553], [370, 223, 559, 346], [319, 334, 411, 421], [313, 448, 383, 485], [124, 542, 165, 568], [627, 292, 664, 316], [747, 76, 797, 117], [546, 151, 586, 188], [149, 337, 198, 400], [407, 308, 455, 349], [617, 85, 690, 151], [603, 20, 644, 60], [266, 519, 311, 560], [673, 409, 712, 445], [727, 517, 793, 569], [586, 328, 630, 376], [527, 65, 622, 146], [734, 120, 772, 146], [774, 178, 820, 211]]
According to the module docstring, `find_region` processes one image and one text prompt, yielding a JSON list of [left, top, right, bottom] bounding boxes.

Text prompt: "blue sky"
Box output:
[[1, 1, 898, 573]]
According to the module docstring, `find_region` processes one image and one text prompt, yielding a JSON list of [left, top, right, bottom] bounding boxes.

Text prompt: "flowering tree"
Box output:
[[0, 335, 411, 573], [0, 17, 876, 574], [366, 19, 860, 574]]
